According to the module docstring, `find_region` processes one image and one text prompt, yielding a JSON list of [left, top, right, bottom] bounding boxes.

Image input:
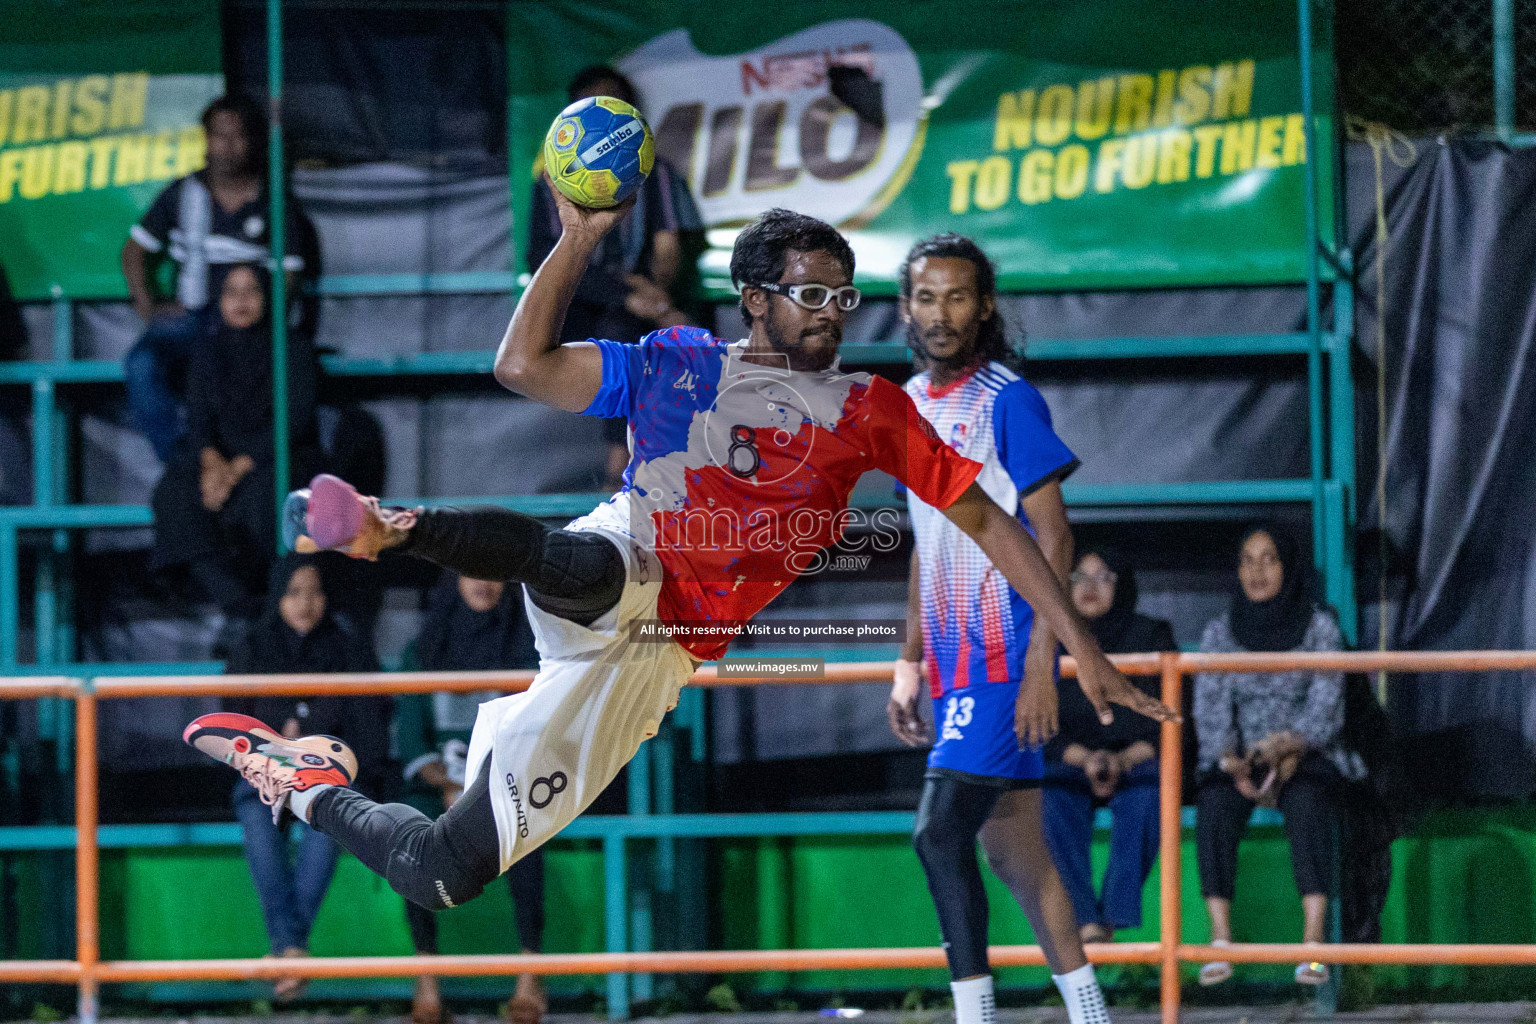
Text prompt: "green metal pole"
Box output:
[[37, 295, 73, 667], [0, 523, 17, 668], [508, 104, 534, 294], [651, 728, 676, 999], [1328, 261, 1359, 644], [506, 4, 534, 296], [32, 379, 53, 509], [625, 749, 653, 1003], [604, 833, 630, 1020], [1299, 0, 1328, 573], [1494, 0, 1515, 142], [34, 373, 56, 667], [268, 0, 289, 552]]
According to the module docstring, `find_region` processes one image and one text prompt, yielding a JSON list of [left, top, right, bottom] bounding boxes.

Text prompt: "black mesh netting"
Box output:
[[1337, 0, 1496, 133], [1337, 0, 1536, 136]]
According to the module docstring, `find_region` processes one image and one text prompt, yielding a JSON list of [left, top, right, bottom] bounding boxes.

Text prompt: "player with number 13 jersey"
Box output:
[[905, 345, 1078, 783]]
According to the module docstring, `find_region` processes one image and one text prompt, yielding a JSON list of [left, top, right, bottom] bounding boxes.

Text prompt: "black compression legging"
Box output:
[[913, 776, 1001, 979], [312, 761, 504, 911], [913, 774, 1083, 978], [407, 847, 545, 952], [307, 505, 629, 910], [400, 505, 626, 626]]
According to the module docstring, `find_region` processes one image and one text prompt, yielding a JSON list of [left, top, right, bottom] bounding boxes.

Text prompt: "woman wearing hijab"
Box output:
[[150, 262, 323, 639], [396, 572, 545, 1024], [225, 555, 389, 1001], [1041, 547, 1177, 943], [1192, 524, 1364, 988]]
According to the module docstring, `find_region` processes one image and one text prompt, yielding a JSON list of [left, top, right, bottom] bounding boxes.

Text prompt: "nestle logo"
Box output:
[[739, 45, 875, 95]]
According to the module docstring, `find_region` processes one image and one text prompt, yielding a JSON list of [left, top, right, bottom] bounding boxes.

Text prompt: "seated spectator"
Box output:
[[527, 65, 703, 487], [397, 573, 543, 1024], [1042, 547, 1177, 943], [1193, 524, 1364, 988], [223, 555, 388, 1001], [121, 93, 319, 462], [150, 263, 324, 643]]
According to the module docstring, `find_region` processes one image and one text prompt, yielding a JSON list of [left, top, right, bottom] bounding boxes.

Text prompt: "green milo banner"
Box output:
[[509, 0, 1334, 294], [0, 0, 224, 301]]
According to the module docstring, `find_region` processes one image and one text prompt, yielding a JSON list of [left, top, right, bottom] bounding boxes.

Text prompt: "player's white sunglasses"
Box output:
[[752, 282, 862, 311]]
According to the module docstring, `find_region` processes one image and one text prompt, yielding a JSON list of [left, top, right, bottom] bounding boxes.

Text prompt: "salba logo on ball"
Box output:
[[617, 19, 923, 228]]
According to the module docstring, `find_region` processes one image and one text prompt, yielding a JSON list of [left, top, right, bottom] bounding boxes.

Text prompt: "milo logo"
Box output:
[[617, 19, 923, 229]]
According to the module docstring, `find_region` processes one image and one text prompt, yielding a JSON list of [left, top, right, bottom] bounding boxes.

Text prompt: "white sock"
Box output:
[[950, 975, 995, 1024], [1052, 963, 1110, 1024], [288, 784, 333, 823]]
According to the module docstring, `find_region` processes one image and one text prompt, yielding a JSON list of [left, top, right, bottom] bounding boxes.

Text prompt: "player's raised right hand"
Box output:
[[546, 175, 636, 245]]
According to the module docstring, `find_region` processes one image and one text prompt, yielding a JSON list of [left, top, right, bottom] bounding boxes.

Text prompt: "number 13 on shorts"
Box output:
[[941, 695, 975, 740]]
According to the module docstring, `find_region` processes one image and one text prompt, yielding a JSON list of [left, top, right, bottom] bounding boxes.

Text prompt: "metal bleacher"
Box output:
[[4, 281, 1357, 675], [1, 0, 1356, 672]]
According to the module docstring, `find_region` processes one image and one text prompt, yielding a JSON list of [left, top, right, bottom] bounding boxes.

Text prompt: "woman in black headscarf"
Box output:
[[224, 554, 389, 1001], [150, 263, 323, 634], [396, 572, 544, 1024], [1192, 523, 1362, 988], [1041, 547, 1177, 943]]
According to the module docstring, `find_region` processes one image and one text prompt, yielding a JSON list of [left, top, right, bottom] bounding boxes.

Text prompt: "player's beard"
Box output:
[[765, 308, 842, 372], [907, 320, 977, 373]]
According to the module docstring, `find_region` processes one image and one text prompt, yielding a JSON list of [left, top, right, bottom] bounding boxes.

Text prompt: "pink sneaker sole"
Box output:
[[305, 474, 366, 551]]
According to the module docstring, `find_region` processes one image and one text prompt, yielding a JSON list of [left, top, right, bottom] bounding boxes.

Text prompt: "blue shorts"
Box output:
[[927, 682, 1044, 785]]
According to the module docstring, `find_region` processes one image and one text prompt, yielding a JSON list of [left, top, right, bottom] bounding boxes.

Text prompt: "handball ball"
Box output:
[[543, 96, 655, 209]]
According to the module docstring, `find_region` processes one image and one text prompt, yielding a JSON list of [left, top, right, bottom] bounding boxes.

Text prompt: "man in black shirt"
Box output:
[[120, 94, 319, 462]]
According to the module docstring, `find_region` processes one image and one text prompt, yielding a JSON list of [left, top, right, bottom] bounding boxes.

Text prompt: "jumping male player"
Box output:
[[888, 234, 1118, 1024], [184, 193, 1173, 1003]]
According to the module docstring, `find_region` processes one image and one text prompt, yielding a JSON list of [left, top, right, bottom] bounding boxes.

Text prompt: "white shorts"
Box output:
[[464, 528, 694, 872]]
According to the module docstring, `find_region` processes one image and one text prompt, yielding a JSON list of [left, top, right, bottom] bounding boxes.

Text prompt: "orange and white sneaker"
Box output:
[[284, 474, 417, 561], [184, 712, 357, 823]]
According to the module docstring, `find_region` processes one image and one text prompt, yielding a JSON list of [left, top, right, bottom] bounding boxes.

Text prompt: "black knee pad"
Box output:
[[386, 843, 488, 911]]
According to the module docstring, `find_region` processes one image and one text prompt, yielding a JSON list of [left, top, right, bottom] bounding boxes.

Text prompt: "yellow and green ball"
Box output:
[[543, 96, 655, 209]]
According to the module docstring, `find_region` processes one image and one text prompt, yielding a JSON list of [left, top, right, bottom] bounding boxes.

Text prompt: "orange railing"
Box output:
[[5, 650, 1536, 1024]]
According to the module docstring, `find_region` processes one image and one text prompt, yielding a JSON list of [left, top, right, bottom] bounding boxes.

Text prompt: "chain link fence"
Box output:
[[1336, 0, 1536, 135], [1515, 0, 1536, 129]]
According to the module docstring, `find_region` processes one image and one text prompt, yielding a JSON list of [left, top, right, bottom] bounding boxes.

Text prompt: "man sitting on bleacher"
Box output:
[[120, 94, 319, 463]]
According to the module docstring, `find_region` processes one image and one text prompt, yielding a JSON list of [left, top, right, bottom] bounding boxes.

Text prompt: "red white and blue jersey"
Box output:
[[904, 362, 1078, 700], [572, 327, 983, 661]]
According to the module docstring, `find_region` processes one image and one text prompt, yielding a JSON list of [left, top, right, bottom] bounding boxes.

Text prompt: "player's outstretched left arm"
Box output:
[[493, 180, 635, 412], [940, 482, 1177, 727]]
